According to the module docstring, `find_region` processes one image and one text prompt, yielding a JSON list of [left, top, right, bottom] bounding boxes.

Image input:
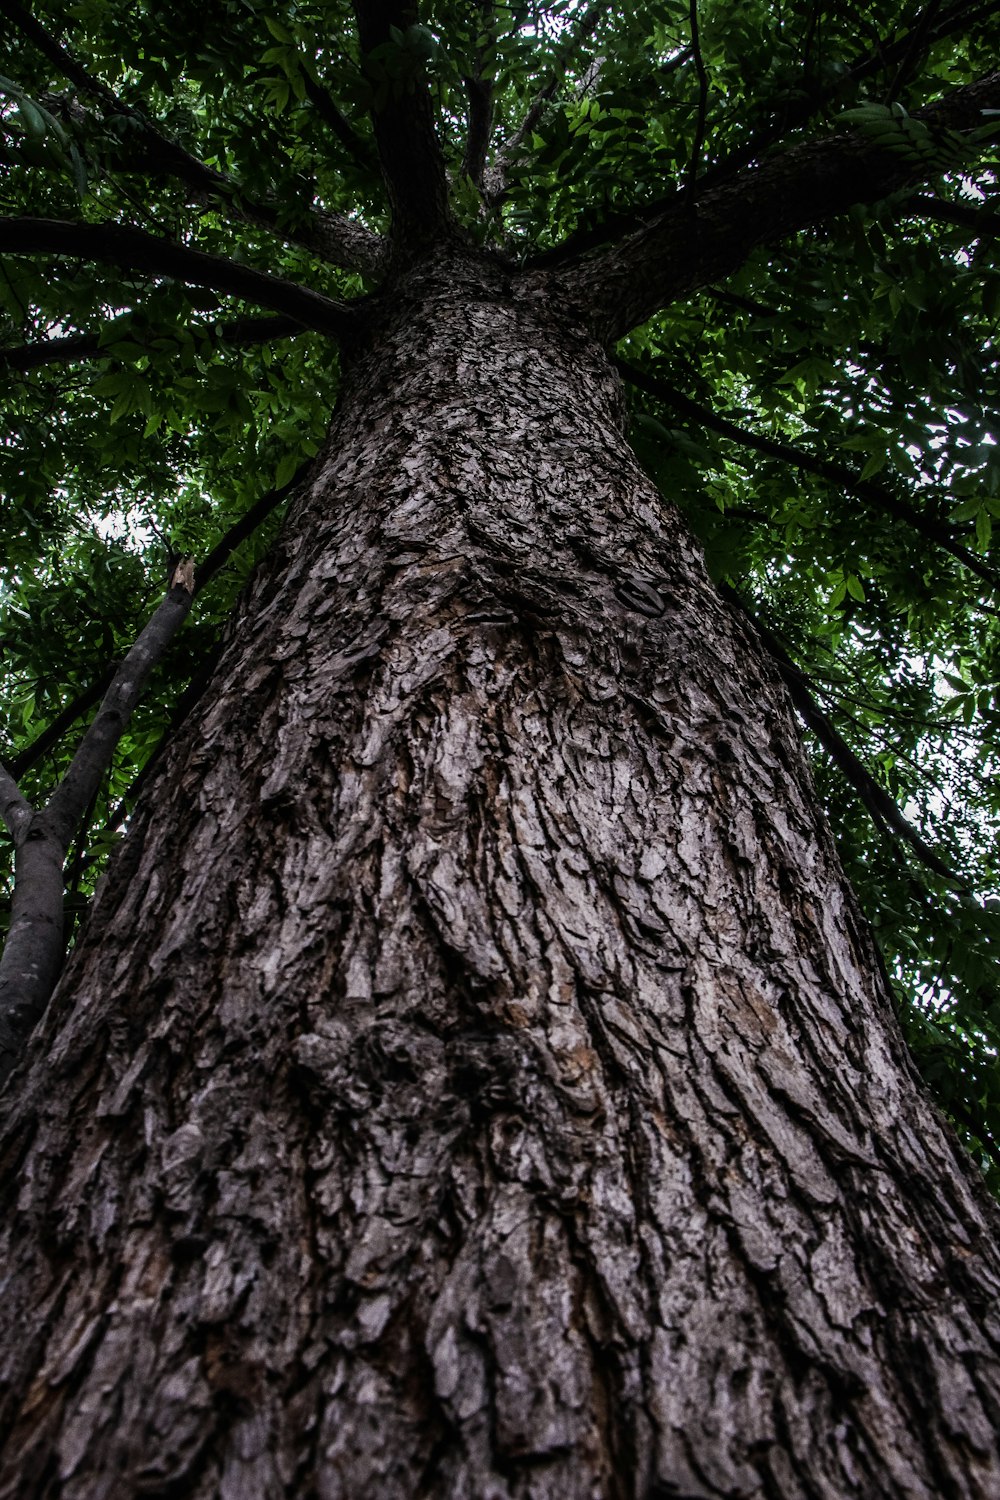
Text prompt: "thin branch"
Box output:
[[0, 0, 386, 275], [299, 67, 378, 172], [45, 564, 196, 845], [0, 218, 358, 339], [194, 457, 312, 590], [617, 358, 1000, 594], [555, 70, 1000, 340], [0, 566, 196, 1083], [726, 587, 972, 890], [686, 0, 710, 201], [6, 675, 111, 786], [886, 0, 945, 103], [484, 0, 603, 203], [7, 458, 311, 782], [1, 313, 304, 374], [906, 192, 1000, 237], [706, 285, 782, 318]]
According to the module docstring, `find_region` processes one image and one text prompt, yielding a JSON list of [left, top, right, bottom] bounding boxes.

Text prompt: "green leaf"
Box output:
[[274, 451, 300, 489], [264, 17, 294, 43], [976, 507, 992, 550]]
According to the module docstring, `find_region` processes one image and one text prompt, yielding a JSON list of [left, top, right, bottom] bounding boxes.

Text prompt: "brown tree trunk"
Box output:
[[2, 255, 999, 1499]]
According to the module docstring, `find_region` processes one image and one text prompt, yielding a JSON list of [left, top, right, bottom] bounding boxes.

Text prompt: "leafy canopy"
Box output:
[[2, 0, 1000, 1180]]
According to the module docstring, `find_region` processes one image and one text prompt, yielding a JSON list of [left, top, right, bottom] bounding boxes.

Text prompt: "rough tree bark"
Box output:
[[1, 251, 1000, 1499]]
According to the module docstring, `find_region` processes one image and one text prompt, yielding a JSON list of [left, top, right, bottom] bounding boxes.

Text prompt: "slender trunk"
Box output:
[[1, 256, 999, 1500]]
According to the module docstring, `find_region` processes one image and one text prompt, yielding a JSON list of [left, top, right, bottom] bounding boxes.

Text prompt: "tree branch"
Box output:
[[193, 458, 312, 591], [556, 71, 1000, 340], [726, 588, 971, 890], [463, 73, 494, 189], [483, 0, 603, 204], [907, 192, 1000, 237], [0, 767, 32, 845], [6, 458, 312, 783], [0, 218, 358, 339], [0, 0, 386, 275], [1, 313, 305, 374], [531, 0, 1000, 269], [686, 0, 710, 200], [618, 358, 1000, 594], [886, 0, 945, 103], [299, 67, 378, 172], [44, 567, 195, 844], [0, 456, 313, 1067], [0, 567, 196, 1084], [353, 0, 453, 254]]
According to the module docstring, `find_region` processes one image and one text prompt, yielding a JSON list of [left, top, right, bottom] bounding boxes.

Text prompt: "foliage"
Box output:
[[2, 0, 1000, 1182]]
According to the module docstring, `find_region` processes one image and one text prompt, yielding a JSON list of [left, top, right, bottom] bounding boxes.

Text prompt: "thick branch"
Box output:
[[557, 72, 1000, 339], [463, 73, 494, 188], [0, 820, 66, 1085], [353, 0, 452, 253], [0, 218, 358, 339], [618, 359, 1000, 594], [304, 209, 387, 276], [1, 0, 386, 275], [0, 570, 196, 1083], [532, 0, 1000, 270], [0, 461, 311, 1074]]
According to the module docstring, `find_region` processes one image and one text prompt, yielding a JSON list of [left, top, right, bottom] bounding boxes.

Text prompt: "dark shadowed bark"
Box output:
[[1, 252, 999, 1498]]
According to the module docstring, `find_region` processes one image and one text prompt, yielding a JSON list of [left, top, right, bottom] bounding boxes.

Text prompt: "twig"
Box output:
[[686, 0, 710, 201]]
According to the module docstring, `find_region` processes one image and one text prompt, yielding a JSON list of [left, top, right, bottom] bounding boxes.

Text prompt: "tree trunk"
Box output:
[[2, 255, 999, 1500]]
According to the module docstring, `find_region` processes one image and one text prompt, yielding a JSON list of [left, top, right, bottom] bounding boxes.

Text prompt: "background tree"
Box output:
[[2, 1, 1000, 1495]]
